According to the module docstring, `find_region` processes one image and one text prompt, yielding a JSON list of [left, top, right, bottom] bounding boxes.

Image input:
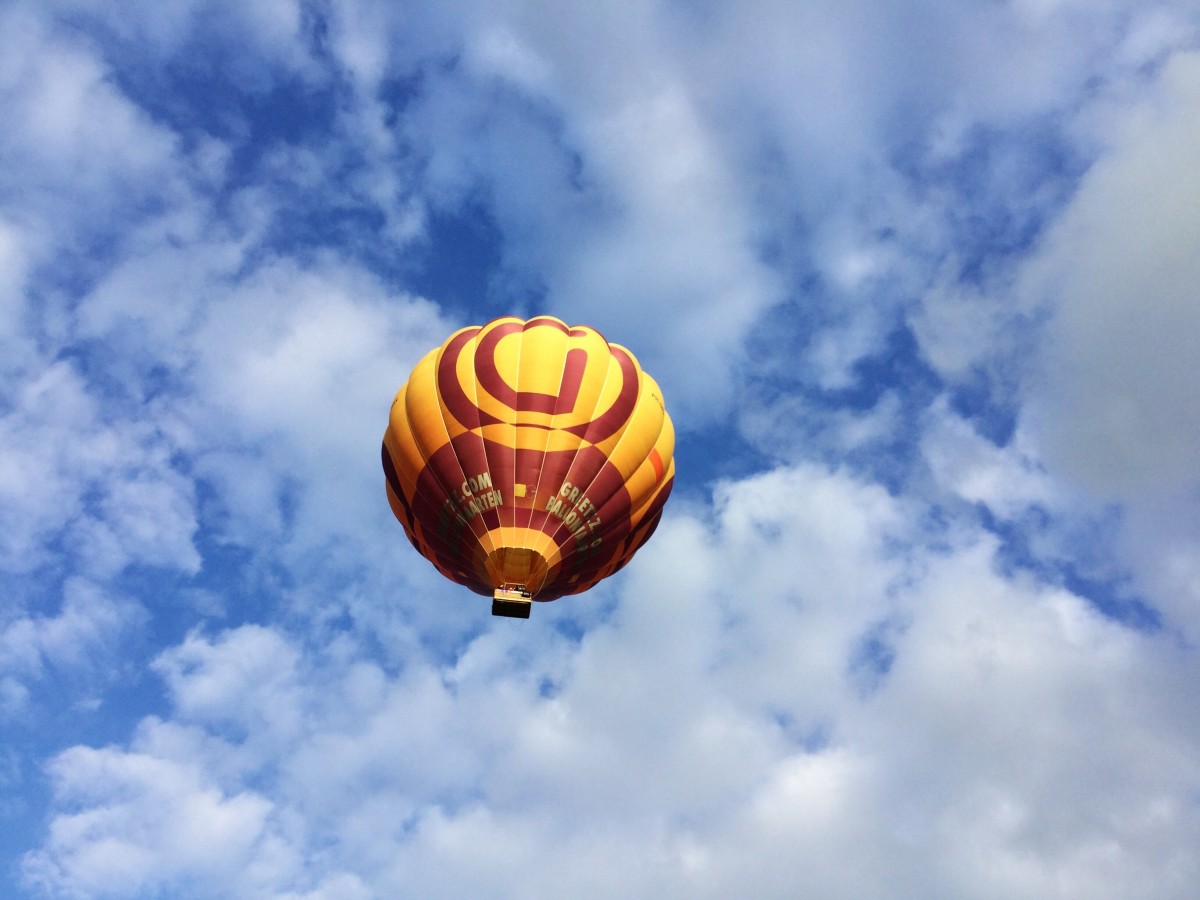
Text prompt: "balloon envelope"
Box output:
[[382, 316, 675, 616]]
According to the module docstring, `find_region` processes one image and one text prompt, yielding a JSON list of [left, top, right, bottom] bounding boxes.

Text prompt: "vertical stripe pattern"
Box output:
[[383, 316, 675, 602]]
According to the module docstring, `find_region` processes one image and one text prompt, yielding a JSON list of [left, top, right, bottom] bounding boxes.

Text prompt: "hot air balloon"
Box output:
[[382, 316, 675, 618]]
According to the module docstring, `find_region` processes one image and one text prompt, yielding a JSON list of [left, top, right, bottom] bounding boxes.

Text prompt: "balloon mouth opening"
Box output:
[[488, 547, 548, 619], [486, 547, 549, 597]]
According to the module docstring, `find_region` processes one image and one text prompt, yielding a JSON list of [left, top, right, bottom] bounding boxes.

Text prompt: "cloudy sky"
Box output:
[[3, 1, 1200, 897]]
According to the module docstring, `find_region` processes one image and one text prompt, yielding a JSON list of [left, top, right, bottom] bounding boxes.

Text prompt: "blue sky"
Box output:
[[3, 1, 1200, 897]]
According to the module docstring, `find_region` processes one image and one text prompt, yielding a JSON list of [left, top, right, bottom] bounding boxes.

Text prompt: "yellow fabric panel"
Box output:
[[405, 342, 501, 561], [434, 330, 474, 437], [622, 392, 675, 513], [516, 320, 569, 398], [623, 447, 672, 520], [584, 354, 628, 454], [470, 319, 519, 424], [514, 326, 567, 483], [630, 456, 675, 527], [474, 322, 520, 554], [386, 386, 431, 511], [450, 327, 484, 431], [513, 425, 559, 451], [543, 429, 593, 453], [454, 328, 504, 560], [597, 370, 667, 481], [404, 348, 452, 461], [556, 327, 612, 433]]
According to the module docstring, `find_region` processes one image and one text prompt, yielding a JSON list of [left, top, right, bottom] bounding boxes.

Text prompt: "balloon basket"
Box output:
[[492, 586, 533, 619]]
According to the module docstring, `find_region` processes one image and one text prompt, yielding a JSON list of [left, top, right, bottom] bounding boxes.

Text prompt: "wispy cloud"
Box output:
[[3, 0, 1200, 897]]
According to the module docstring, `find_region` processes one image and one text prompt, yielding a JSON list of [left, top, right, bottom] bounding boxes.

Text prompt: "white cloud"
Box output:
[[24, 464, 1200, 898], [6, 2, 1200, 898], [75, 224, 250, 361], [0, 217, 35, 369], [0, 677, 31, 718], [0, 360, 201, 577], [369, 3, 784, 422], [0, 365, 85, 571], [23, 745, 276, 899], [292, 1, 1195, 432], [56, 189, 450, 568], [0, 579, 144, 718], [1025, 51, 1200, 498], [839, 540, 1200, 900], [185, 259, 451, 558], [0, 4, 186, 242], [152, 626, 303, 748], [1017, 50, 1200, 635], [47, 0, 314, 87], [921, 400, 1058, 517], [547, 81, 783, 420]]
